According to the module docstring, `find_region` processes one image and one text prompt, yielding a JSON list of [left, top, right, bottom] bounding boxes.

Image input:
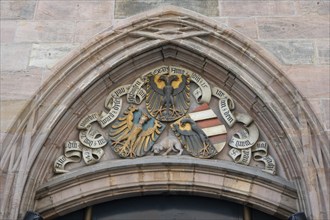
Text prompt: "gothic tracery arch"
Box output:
[[0, 6, 328, 220]]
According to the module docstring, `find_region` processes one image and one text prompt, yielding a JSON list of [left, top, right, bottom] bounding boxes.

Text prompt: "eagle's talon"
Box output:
[[199, 147, 209, 156], [199, 142, 210, 156]]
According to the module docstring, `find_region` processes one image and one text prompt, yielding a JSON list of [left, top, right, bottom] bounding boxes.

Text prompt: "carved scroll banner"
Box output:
[[211, 87, 276, 175], [100, 84, 131, 128], [54, 141, 82, 173], [127, 78, 146, 104], [229, 148, 252, 165], [228, 129, 251, 165], [143, 65, 169, 77], [228, 114, 259, 167], [79, 125, 107, 149], [252, 141, 276, 175], [228, 125, 276, 174], [228, 113, 258, 149], [54, 141, 105, 174], [82, 147, 104, 165], [212, 87, 236, 127], [189, 72, 211, 104]]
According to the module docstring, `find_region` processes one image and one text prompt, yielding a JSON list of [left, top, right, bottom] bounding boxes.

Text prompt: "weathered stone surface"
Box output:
[[0, 21, 17, 43], [283, 65, 330, 99], [211, 17, 227, 25], [115, 0, 219, 18], [74, 21, 110, 43], [316, 40, 330, 65], [35, 156, 296, 219], [76, 1, 112, 20], [321, 99, 330, 130], [295, 1, 330, 16], [228, 17, 257, 39], [15, 21, 75, 43], [0, 1, 36, 20], [35, 1, 77, 20], [258, 40, 314, 64], [0, 43, 31, 71], [35, 1, 112, 20], [0, 69, 42, 101], [0, 100, 29, 133], [282, 65, 329, 132], [221, 1, 295, 16], [29, 43, 78, 69], [258, 16, 329, 39]]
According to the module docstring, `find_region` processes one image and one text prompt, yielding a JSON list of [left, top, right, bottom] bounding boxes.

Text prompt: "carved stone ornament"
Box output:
[[53, 65, 276, 175]]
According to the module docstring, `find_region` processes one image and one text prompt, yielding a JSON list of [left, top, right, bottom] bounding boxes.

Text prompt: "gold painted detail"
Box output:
[[109, 105, 165, 158], [54, 66, 276, 175], [146, 73, 190, 122], [171, 117, 219, 159]]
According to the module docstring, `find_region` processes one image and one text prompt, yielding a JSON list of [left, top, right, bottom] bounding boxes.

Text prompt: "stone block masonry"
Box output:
[[1, 0, 329, 142]]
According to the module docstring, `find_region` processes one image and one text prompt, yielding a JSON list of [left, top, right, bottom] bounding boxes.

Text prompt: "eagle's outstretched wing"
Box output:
[[172, 74, 187, 96], [148, 75, 165, 95], [146, 75, 164, 118], [171, 74, 190, 116], [109, 105, 137, 141], [133, 118, 165, 157]]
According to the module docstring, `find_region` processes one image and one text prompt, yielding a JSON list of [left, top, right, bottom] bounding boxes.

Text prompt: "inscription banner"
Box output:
[[127, 78, 146, 104], [252, 141, 276, 175], [101, 84, 131, 128], [212, 87, 236, 127], [189, 72, 211, 104], [228, 147, 252, 165], [79, 125, 107, 149], [54, 141, 105, 173]]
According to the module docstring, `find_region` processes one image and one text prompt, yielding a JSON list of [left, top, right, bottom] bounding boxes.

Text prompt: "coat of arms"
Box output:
[[54, 66, 276, 175], [109, 105, 165, 158]]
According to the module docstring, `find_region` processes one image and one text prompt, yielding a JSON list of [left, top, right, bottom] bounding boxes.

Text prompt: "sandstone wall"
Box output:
[[1, 0, 329, 144]]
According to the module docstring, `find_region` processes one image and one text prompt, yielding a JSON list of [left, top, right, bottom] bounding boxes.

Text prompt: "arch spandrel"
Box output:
[[1, 6, 328, 220]]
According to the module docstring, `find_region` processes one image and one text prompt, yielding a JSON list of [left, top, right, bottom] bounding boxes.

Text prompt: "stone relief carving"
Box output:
[[109, 105, 165, 158], [54, 65, 276, 175], [151, 135, 183, 156]]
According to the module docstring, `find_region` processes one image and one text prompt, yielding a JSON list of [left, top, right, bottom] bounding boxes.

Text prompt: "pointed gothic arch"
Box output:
[[1, 6, 328, 220]]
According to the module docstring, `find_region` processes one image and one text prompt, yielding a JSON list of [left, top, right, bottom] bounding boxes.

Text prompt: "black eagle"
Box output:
[[146, 74, 190, 122], [171, 117, 218, 159]]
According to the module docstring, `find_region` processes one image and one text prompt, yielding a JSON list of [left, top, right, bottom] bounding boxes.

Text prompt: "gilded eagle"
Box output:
[[171, 117, 218, 159], [109, 105, 165, 158], [146, 74, 190, 122]]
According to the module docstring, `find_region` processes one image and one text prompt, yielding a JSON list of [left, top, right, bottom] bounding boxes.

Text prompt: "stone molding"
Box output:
[[0, 6, 328, 220], [36, 157, 297, 219]]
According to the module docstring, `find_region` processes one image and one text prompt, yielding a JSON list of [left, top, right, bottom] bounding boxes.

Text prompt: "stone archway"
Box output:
[[0, 6, 328, 220]]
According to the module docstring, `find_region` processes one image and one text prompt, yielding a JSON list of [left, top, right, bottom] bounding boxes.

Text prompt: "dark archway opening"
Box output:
[[56, 195, 280, 220]]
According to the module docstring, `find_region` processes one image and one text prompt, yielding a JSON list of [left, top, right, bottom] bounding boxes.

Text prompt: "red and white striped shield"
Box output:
[[189, 103, 227, 153]]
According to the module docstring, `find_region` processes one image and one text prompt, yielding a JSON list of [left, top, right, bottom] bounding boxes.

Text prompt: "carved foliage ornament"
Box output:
[[54, 66, 276, 175]]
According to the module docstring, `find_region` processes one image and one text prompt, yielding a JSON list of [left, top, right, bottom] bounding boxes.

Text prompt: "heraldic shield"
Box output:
[[146, 73, 190, 122], [109, 105, 166, 158], [171, 104, 227, 159]]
